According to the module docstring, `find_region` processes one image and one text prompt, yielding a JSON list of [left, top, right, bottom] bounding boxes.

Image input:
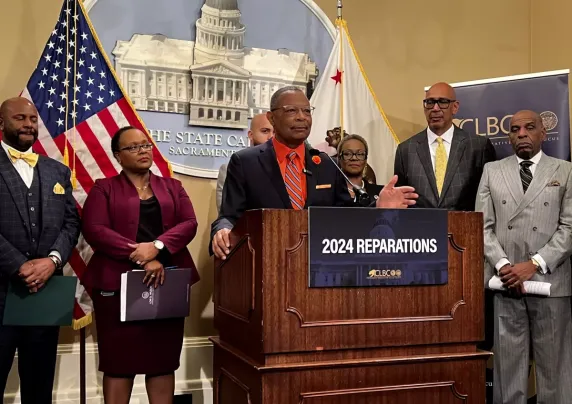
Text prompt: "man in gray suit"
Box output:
[[216, 113, 274, 211], [476, 109, 572, 404], [394, 82, 496, 210]]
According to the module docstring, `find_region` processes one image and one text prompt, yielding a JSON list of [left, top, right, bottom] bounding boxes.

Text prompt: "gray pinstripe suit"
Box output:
[[476, 152, 572, 404]]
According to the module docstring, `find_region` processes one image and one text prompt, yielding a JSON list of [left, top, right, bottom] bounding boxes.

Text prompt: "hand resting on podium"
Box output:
[[212, 175, 418, 260]]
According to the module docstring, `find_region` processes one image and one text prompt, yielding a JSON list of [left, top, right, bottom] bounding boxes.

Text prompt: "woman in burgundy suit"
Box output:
[[82, 126, 200, 404]]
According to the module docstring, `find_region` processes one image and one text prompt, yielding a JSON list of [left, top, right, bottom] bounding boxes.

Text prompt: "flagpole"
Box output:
[[80, 327, 86, 404], [337, 0, 344, 138]]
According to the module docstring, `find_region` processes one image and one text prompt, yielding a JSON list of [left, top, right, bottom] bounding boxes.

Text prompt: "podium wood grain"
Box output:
[[212, 210, 490, 403]]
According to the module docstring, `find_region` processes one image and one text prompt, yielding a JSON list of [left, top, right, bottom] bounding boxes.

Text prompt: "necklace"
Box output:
[[135, 183, 149, 191]]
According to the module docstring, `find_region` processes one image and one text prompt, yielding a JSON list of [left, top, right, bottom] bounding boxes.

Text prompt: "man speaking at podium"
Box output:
[[211, 86, 418, 259]]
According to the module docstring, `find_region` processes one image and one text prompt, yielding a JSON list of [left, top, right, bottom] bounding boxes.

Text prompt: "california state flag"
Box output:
[[308, 19, 398, 184]]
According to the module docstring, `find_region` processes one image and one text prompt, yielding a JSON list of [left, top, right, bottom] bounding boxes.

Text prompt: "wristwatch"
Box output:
[[48, 254, 62, 270], [153, 240, 164, 251], [531, 257, 542, 274]]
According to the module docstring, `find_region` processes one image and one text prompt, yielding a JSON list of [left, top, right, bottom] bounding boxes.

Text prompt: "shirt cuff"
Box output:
[[49, 250, 62, 262], [495, 258, 511, 274], [532, 254, 548, 274]]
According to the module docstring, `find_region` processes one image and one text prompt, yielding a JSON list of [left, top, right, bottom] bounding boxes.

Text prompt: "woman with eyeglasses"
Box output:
[[81, 126, 200, 404], [338, 134, 383, 201]]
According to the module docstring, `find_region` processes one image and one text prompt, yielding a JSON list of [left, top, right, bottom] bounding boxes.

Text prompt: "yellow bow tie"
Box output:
[[7, 148, 39, 167]]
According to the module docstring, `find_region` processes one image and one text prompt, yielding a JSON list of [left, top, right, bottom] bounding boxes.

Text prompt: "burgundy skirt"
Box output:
[[93, 291, 185, 375]]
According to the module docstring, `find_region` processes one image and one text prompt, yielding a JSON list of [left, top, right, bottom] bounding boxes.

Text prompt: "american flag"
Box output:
[[23, 0, 173, 329]]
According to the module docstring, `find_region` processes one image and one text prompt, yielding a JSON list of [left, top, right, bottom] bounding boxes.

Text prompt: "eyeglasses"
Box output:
[[423, 98, 456, 109], [340, 150, 367, 161], [271, 105, 315, 116], [119, 143, 153, 153]]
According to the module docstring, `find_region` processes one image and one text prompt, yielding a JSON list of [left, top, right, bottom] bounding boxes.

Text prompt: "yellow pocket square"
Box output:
[[316, 184, 332, 189], [547, 180, 561, 187], [53, 182, 65, 195]]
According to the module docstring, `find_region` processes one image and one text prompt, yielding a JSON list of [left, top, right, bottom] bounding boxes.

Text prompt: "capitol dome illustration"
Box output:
[[112, 0, 317, 129], [205, 0, 238, 10]]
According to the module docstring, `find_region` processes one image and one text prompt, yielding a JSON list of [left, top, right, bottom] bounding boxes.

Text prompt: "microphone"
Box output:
[[309, 148, 371, 207]]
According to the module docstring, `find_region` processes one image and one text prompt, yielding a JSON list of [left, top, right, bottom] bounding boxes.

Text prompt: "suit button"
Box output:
[[508, 225, 513, 230], [30, 207, 34, 212], [544, 202, 549, 206], [31, 223, 36, 227], [28, 193, 32, 197], [32, 238, 35, 242], [533, 227, 537, 231], [502, 200, 506, 204], [528, 252, 533, 256], [25, 252, 30, 256]]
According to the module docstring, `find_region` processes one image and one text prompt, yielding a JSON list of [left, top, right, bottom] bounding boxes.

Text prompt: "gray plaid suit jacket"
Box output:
[[0, 147, 80, 279], [394, 126, 496, 210], [477, 153, 572, 297]]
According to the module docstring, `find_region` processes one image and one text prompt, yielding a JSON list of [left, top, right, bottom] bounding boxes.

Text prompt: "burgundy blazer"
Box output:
[[81, 171, 199, 291]]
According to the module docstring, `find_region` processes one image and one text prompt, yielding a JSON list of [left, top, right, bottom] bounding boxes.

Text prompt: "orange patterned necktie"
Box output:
[[284, 151, 304, 210]]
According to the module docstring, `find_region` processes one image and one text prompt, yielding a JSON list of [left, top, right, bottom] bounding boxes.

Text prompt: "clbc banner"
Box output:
[[449, 70, 571, 162]]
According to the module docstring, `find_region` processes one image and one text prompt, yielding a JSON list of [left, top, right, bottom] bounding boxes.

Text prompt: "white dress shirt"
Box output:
[[1, 141, 34, 188], [1, 141, 61, 262], [427, 124, 454, 171], [495, 150, 547, 274], [516, 149, 543, 176]]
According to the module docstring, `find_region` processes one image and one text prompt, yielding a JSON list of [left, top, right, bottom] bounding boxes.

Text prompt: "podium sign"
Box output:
[[308, 207, 449, 287]]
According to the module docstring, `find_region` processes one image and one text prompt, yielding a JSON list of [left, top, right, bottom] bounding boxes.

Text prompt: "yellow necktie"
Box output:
[[435, 137, 447, 195], [7, 148, 39, 167]]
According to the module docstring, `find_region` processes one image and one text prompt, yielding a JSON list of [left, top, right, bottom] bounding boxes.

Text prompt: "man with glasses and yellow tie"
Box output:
[[0, 97, 80, 402], [394, 82, 496, 211]]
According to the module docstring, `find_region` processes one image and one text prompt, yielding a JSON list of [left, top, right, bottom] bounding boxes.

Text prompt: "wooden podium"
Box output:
[[211, 210, 491, 403]]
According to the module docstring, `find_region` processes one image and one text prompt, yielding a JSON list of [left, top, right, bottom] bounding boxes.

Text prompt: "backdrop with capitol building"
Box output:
[[1, 0, 572, 403]]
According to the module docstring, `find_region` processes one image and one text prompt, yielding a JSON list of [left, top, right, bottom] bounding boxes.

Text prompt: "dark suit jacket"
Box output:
[[211, 139, 352, 239], [81, 172, 200, 291], [0, 148, 80, 278], [394, 126, 496, 210]]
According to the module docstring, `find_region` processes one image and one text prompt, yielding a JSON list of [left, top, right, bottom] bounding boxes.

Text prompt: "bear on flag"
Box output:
[[308, 17, 398, 185]]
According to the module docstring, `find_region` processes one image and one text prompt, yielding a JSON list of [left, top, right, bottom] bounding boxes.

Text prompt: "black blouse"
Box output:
[[133, 196, 171, 268]]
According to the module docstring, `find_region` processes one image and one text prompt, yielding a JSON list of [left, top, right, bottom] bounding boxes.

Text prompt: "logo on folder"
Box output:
[[141, 289, 154, 304]]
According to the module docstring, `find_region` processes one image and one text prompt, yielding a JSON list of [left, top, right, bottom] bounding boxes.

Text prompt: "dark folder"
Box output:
[[120, 268, 192, 322], [3, 276, 77, 326]]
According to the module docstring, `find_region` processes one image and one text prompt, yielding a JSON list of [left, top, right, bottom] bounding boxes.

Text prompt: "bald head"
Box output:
[[248, 113, 274, 146], [0, 97, 36, 116], [510, 110, 542, 127], [509, 110, 546, 159], [423, 82, 459, 135], [0, 97, 39, 152], [426, 82, 456, 99]]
